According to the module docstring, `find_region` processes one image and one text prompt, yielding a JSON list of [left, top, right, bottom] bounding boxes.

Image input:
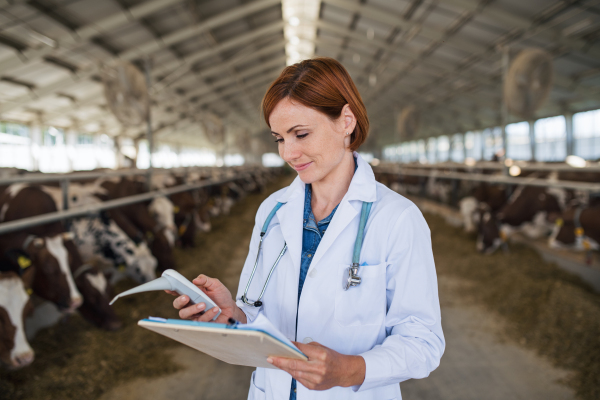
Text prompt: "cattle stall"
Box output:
[[0, 166, 284, 378]]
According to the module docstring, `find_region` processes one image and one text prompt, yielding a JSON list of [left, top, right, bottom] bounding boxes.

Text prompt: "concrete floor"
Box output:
[[400, 276, 575, 400]]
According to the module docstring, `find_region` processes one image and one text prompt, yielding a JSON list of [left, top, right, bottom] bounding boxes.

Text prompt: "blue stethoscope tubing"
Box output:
[[241, 200, 373, 307]]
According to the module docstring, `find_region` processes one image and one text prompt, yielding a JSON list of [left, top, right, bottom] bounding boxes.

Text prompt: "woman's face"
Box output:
[[269, 98, 356, 184]]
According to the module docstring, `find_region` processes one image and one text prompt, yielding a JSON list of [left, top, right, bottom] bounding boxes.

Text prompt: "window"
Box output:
[[450, 133, 464, 162], [437, 135, 450, 162], [482, 127, 503, 160], [573, 109, 600, 160], [465, 131, 482, 160], [427, 137, 437, 163], [535, 116, 566, 161], [43, 126, 64, 146], [506, 122, 530, 160], [77, 133, 94, 145]]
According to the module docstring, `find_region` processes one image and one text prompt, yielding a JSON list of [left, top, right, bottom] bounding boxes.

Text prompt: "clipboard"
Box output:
[[138, 318, 307, 369]]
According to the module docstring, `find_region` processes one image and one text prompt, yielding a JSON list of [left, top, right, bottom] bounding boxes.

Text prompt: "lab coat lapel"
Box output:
[[275, 177, 304, 274], [310, 199, 358, 268], [310, 153, 377, 269]]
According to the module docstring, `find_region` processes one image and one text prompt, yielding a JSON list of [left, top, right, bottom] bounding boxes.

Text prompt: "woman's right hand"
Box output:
[[166, 274, 247, 324]]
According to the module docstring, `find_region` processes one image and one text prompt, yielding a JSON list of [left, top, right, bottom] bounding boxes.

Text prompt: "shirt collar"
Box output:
[[275, 151, 377, 204]]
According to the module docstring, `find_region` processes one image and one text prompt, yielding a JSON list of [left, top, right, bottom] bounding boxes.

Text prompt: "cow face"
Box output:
[[475, 207, 503, 254], [28, 236, 83, 312], [148, 230, 175, 272], [61, 236, 121, 331], [0, 273, 35, 369]]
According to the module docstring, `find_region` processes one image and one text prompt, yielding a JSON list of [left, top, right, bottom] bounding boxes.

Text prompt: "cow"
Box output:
[[100, 178, 175, 272], [70, 214, 157, 284], [0, 185, 83, 311], [549, 205, 600, 257], [61, 235, 122, 331], [476, 185, 563, 254], [148, 197, 177, 247], [0, 246, 35, 369]]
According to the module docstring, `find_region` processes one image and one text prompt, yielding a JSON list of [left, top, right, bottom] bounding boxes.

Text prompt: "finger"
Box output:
[[294, 342, 327, 360], [193, 306, 220, 322], [165, 290, 178, 296], [193, 275, 221, 291], [172, 295, 190, 310], [179, 302, 206, 319], [267, 357, 318, 374]]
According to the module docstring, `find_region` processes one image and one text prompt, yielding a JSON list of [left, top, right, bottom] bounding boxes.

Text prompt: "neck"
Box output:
[[310, 151, 355, 219]]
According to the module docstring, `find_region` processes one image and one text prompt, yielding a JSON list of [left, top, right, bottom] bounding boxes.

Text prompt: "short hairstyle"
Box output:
[[261, 57, 369, 151]]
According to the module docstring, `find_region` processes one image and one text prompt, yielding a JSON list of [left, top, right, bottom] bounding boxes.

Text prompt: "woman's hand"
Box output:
[[267, 342, 365, 390], [166, 274, 247, 324]]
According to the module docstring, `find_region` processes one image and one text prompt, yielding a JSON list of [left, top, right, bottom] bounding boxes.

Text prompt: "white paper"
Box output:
[[237, 314, 301, 353]]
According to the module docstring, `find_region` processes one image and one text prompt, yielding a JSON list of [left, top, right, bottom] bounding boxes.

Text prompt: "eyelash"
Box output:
[[273, 133, 308, 143]]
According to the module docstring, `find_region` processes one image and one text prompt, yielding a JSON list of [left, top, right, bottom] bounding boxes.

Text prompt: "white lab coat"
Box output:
[[236, 153, 445, 400]]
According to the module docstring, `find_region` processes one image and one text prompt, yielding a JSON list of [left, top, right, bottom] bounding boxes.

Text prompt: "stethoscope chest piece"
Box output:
[[343, 263, 361, 291]]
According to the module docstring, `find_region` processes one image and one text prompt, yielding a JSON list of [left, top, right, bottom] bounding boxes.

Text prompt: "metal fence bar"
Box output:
[[375, 167, 600, 192], [384, 162, 600, 173], [0, 170, 271, 235], [0, 165, 237, 185]]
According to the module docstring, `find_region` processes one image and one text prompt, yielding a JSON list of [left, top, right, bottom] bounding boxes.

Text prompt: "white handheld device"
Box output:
[[109, 269, 221, 320]]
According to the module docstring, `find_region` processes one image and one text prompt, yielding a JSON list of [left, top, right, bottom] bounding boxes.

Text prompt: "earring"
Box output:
[[346, 132, 350, 135]]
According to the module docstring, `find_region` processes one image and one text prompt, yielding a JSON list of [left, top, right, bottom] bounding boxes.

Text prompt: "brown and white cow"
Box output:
[[476, 186, 563, 254], [0, 246, 35, 369], [101, 178, 175, 272], [549, 205, 600, 254], [0, 185, 83, 311]]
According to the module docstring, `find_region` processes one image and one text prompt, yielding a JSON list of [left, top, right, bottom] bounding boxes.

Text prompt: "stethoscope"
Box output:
[[240, 200, 372, 307]]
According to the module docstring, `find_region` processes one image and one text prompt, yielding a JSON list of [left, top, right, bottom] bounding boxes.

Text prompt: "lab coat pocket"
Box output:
[[334, 262, 387, 327], [248, 370, 266, 400]]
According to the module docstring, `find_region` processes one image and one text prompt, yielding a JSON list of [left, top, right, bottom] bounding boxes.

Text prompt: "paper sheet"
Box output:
[[237, 314, 301, 353]]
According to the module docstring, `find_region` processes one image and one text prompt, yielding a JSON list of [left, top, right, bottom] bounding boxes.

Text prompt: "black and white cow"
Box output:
[[70, 214, 157, 284]]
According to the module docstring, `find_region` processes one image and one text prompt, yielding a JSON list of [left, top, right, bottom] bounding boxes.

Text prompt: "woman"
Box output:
[[171, 58, 445, 399]]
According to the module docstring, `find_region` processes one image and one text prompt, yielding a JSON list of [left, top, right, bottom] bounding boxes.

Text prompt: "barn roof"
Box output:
[[0, 0, 598, 152]]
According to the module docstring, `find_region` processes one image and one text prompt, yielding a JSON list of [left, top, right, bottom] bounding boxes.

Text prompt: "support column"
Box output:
[[144, 58, 153, 191], [501, 47, 510, 173], [29, 121, 42, 172], [529, 119, 536, 161], [565, 112, 574, 156]]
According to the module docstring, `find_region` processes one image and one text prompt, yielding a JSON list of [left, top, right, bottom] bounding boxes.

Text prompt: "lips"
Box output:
[[292, 162, 312, 171]]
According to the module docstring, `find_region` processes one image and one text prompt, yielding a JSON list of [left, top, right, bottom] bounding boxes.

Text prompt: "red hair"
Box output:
[[261, 57, 369, 151]]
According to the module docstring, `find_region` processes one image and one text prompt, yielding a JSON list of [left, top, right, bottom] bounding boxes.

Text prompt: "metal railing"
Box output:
[[0, 167, 280, 235], [384, 161, 600, 173], [374, 166, 600, 192]]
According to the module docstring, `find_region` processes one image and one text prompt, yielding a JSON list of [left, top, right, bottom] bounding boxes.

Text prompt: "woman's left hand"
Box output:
[[267, 342, 366, 390]]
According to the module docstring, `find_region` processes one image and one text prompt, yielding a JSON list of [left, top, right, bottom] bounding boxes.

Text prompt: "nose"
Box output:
[[280, 141, 301, 163], [12, 351, 35, 369], [66, 296, 84, 313]]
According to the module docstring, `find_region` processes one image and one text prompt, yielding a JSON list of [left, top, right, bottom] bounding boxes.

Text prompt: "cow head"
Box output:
[[61, 234, 122, 331], [25, 235, 83, 313], [475, 205, 505, 254], [0, 253, 35, 369]]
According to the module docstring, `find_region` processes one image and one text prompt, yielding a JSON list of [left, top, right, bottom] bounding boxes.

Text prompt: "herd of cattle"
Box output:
[[374, 165, 600, 256], [0, 167, 281, 370]]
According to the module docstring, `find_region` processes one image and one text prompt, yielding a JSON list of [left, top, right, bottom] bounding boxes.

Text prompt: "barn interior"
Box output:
[[0, 0, 599, 399]]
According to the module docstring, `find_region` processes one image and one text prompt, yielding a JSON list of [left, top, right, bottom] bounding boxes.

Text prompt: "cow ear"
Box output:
[[33, 238, 44, 248], [2, 249, 33, 275]]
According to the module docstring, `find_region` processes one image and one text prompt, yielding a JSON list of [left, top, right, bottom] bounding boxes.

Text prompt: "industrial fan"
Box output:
[[102, 61, 149, 127], [397, 105, 420, 140], [504, 48, 554, 119], [200, 112, 225, 144]]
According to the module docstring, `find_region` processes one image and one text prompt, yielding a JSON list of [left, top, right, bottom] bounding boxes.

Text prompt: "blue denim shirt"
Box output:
[[290, 158, 357, 399]]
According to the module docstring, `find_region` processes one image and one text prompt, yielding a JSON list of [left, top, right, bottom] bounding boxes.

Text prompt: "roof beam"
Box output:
[[0, 0, 186, 74]]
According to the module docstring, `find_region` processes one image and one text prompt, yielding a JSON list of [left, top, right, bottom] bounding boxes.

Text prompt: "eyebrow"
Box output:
[[271, 124, 308, 135]]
